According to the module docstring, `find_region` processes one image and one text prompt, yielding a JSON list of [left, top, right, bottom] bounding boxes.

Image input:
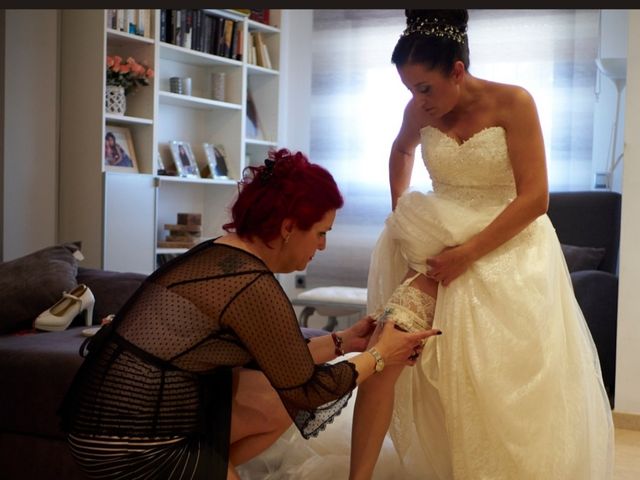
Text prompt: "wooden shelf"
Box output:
[[105, 113, 153, 125], [158, 91, 241, 111]]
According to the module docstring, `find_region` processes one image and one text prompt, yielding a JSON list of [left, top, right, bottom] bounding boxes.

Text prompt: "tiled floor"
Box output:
[[615, 428, 640, 479]]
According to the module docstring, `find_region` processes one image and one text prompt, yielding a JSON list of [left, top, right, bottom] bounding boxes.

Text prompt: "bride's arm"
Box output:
[[390, 100, 423, 211], [426, 86, 548, 286]]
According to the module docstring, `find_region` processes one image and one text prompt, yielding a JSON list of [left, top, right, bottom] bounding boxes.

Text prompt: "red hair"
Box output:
[[223, 149, 344, 244]]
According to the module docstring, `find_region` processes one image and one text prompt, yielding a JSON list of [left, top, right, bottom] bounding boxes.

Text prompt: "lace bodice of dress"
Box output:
[[421, 125, 516, 206]]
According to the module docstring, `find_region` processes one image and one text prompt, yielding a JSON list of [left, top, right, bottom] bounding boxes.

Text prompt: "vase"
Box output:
[[105, 85, 126, 115]]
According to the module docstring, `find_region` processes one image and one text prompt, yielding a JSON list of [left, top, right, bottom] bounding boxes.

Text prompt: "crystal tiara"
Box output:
[[401, 18, 467, 44]]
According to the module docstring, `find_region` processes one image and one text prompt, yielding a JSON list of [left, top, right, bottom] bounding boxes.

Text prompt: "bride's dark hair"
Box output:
[[391, 9, 470, 73]]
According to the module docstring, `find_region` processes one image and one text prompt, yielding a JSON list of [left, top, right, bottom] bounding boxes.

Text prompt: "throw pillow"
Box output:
[[0, 242, 81, 334], [561, 244, 606, 273]]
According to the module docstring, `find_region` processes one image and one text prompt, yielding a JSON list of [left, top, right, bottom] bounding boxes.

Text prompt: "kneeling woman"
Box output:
[[59, 148, 439, 480]]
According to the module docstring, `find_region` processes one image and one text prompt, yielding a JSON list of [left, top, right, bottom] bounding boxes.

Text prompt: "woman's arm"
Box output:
[[306, 316, 376, 364], [390, 100, 423, 210], [426, 87, 549, 286]]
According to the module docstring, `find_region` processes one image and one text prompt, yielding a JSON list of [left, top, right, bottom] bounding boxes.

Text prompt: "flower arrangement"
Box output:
[[106, 55, 154, 96]]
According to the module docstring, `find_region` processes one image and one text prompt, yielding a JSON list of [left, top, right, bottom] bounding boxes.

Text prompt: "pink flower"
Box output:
[[106, 54, 152, 96]]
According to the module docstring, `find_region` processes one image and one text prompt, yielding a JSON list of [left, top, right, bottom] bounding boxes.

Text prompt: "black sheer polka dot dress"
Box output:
[[59, 240, 357, 479]]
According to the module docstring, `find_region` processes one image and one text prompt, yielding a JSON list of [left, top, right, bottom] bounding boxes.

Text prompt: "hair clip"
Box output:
[[261, 158, 275, 183]]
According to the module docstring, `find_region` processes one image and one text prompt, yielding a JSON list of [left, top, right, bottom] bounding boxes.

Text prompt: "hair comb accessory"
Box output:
[[261, 158, 275, 183], [401, 17, 466, 44]]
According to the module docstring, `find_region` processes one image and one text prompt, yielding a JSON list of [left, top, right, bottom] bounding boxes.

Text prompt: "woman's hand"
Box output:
[[340, 316, 377, 353], [426, 244, 474, 286], [373, 320, 441, 367]]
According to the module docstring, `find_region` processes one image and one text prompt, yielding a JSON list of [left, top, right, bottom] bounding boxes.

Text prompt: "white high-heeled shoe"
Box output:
[[34, 284, 95, 332]]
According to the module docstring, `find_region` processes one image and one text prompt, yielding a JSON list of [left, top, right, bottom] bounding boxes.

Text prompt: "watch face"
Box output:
[[375, 360, 384, 372]]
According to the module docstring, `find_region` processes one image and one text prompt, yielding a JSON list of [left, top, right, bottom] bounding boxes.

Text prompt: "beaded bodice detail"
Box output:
[[421, 125, 516, 206]]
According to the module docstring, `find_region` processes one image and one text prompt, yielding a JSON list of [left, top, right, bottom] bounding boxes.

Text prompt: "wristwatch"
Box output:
[[368, 347, 385, 373]]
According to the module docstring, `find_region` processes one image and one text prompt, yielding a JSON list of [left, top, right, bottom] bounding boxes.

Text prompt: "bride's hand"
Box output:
[[426, 244, 473, 286]]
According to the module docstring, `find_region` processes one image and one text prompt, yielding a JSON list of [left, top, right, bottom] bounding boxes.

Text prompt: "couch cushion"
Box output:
[[0, 243, 81, 334], [76, 267, 147, 322], [561, 243, 606, 273]]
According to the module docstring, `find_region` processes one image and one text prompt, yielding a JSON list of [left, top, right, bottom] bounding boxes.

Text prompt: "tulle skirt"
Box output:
[[239, 190, 614, 479]]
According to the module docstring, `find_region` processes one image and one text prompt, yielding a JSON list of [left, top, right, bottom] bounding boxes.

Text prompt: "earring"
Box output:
[[284, 235, 290, 244]]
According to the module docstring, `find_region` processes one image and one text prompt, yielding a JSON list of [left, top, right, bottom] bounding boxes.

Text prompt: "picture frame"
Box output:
[[203, 143, 230, 179], [104, 126, 139, 172], [169, 141, 200, 178]]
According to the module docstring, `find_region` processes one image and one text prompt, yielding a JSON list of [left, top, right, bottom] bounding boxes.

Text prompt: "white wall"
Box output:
[[593, 10, 628, 192], [2, 10, 59, 261], [276, 10, 314, 299], [615, 9, 640, 416]]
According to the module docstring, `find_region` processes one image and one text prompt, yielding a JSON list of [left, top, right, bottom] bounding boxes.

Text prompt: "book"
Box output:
[[249, 9, 270, 25], [254, 32, 269, 68], [126, 9, 137, 35], [216, 16, 226, 56], [245, 92, 263, 140], [137, 9, 151, 37], [221, 19, 234, 58], [184, 10, 193, 48], [107, 9, 117, 30], [235, 26, 243, 61], [116, 9, 125, 32], [253, 32, 264, 67], [229, 21, 238, 60], [160, 9, 167, 42], [261, 42, 272, 69]]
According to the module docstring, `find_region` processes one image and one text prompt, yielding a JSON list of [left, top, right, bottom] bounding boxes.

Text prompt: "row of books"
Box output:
[[107, 9, 153, 38], [247, 32, 272, 69], [160, 10, 243, 61]]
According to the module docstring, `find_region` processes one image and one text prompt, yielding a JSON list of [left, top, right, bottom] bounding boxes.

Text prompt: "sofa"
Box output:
[[0, 263, 148, 480], [0, 190, 621, 478], [0, 251, 329, 480], [546, 190, 621, 408]]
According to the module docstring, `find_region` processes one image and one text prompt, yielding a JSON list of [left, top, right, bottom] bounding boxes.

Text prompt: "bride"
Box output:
[[240, 8, 614, 480]]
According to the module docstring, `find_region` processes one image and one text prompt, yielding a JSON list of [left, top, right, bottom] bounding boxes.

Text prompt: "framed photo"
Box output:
[[169, 141, 200, 178], [203, 143, 230, 179], [104, 126, 138, 172]]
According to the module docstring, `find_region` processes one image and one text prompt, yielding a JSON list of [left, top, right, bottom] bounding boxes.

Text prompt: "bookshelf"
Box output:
[[58, 9, 283, 274]]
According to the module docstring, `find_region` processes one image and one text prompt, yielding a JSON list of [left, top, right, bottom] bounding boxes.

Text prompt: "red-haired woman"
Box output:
[[59, 148, 441, 480]]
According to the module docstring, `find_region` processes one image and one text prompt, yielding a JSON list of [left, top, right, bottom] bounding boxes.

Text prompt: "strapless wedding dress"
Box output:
[[238, 125, 614, 480]]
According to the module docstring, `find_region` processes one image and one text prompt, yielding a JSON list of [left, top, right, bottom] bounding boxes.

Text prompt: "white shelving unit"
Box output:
[[58, 9, 283, 274]]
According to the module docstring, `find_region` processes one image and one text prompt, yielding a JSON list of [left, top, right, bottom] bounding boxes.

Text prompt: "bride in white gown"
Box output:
[[239, 8, 614, 480]]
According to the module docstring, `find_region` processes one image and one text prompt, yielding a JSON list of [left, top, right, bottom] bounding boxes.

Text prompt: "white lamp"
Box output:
[[596, 57, 627, 189]]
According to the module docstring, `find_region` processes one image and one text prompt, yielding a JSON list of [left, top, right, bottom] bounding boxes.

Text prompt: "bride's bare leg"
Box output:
[[350, 269, 437, 480], [228, 368, 292, 474]]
